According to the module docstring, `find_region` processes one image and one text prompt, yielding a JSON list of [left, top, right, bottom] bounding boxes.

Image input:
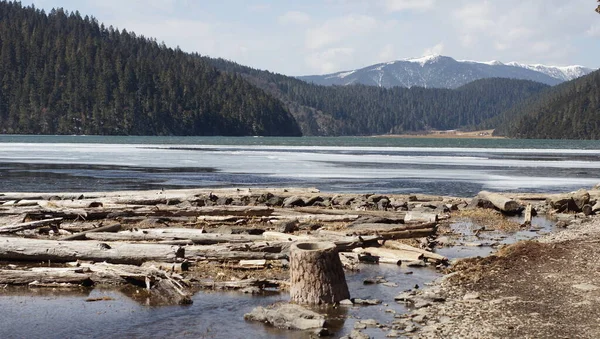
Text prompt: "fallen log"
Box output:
[[0, 269, 93, 286], [185, 246, 287, 261], [141, 261, 191, 273], [377, 227, 436, 240], [345, 222, 436, 236], [0, 218, 63, 234], [353, 247, 421, 264], [475, 191, 521, 214], [404, 211, 438, 223], [262, 231, 312, 242], [237, 259, 267, 269], [382, 241, 447, 263], [60, 223, 122, 241], [85, 229, 263, 245], [0, 237, 184, 264], [293, 206, 402, 217], [197, 278, 283, 290]]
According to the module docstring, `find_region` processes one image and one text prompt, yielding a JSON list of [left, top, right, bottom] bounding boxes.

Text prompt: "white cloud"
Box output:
[[278, 11, 311, 25], [383, 0, 436, 12], [423, 43, 444, 56], [587, 24, 600, 37], [247, 3, 271, 12], [305, 47, 355, 74], [305, 14, 378, 50], [378, 44, 395, 62]]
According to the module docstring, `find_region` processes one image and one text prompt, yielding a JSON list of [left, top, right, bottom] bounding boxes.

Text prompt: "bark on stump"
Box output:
[[289, 242, 350, 305]]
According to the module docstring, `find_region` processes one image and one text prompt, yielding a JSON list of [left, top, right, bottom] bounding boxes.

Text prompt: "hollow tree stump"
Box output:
[[290, 242, 350, 304]]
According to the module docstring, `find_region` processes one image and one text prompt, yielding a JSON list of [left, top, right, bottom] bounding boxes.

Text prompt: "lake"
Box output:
[[1, 135, 599, 196], [1, 135, 597, 338]]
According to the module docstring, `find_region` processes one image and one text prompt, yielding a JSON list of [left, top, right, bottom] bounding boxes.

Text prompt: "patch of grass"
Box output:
[[453, 209, 522, 232]]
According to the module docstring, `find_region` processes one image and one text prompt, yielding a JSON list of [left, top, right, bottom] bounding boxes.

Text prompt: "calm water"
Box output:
[[1, 135, 599, 196]]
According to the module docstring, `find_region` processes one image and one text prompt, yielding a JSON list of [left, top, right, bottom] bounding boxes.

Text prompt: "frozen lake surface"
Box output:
[[1, 136, 599, 196]]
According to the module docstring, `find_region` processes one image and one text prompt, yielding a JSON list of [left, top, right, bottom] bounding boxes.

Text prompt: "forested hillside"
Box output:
[[208, 58, 549, 135], [0, 2, 301, 136], [494, 69, 600, 139]]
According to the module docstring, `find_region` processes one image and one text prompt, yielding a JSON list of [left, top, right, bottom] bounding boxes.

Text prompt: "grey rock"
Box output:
[[339, 299, 354, 306], [352, 298, 382, 306], [283, 196, 305, 208], [304, 195, 324, 206], [265, 196, 284, 206], [278, 219, 299, 233], [244, 303, 326, 331], [357, 319, 379, 328], [349, 330, 370, 339], [386, 330, 400, 338], [572, 283, 599, 292], [463, 292, 481, 300]]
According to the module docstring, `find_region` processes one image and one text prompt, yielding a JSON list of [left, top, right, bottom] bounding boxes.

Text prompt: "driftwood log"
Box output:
[[60, 223, 122, 240], [382, 241, 447, 264], [85, 229, 263, 245], [475, 191, 521, 214], [0, 218, 63, 234], [289, 242, 350, 304], [0, 237, 184, 264], [0, 268, 93, 286]]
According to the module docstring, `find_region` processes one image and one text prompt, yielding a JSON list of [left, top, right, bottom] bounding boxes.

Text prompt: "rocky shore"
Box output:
[[1, 185, 599, 337]]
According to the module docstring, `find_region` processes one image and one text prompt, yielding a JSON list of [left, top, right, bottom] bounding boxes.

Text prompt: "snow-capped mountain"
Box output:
[[298, 55, 594, 89]]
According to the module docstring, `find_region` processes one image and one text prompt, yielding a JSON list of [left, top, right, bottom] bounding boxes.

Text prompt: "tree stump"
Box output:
[[290, 242, 350, 304]]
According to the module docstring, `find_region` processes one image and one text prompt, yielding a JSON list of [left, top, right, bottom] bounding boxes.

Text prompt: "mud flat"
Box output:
[[1, 185, 599, 337]]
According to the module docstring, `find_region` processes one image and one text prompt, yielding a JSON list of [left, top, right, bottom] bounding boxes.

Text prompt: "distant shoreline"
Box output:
[[374, 129, 505, 139]]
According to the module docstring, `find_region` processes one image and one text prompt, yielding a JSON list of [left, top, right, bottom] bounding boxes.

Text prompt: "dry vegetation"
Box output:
[[452, 208, 522, 231]]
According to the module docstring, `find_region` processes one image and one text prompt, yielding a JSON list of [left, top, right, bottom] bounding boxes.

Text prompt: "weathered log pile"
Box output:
[[0, 187, 454, 305]]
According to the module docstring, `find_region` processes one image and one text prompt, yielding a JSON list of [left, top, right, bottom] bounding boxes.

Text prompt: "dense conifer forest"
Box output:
[[0, 1, 301, 136], [2, 1, 596, 138], [494, 69, 600, 139], [208, 58, 550, 135]]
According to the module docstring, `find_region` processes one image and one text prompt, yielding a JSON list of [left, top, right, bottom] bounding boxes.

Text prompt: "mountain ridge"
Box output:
[[299, 55, 594, 89]]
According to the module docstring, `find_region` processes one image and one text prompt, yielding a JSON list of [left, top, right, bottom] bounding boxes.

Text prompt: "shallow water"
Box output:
[[0, 216, 554, 339]]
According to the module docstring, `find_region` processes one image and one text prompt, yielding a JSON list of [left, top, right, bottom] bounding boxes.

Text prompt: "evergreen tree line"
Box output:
[[4, 1, 591, 139], [0, 1, 301, 136], [207, 58, 550, 135], [493, 69, 600, 140]]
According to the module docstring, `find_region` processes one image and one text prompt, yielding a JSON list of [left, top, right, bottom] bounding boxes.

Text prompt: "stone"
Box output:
[[278, 219, 299, 233], [304, 195, 324, 206], [357, 319, 380, 328], [339, 299, 354, 306], [349, 330, 370, 339], [572, 283, 599, 292], [463, 292, 481, 300], [352, 298, 382, 305], [394, 291, 415, 302], [265, 196, 284, 206], [386, 330, 400, 337], [244, 303, 326, 331], [283, 196, 305, 208], [412, 314, 427, 323], [413, 300, 432, 309]]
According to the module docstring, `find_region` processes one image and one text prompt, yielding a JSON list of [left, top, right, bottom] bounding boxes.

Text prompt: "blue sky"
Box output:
[[19, 0, 600, 76]]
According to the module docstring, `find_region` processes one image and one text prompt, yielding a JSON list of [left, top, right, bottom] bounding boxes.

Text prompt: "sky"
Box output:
[[18, 0, 600, 76]]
